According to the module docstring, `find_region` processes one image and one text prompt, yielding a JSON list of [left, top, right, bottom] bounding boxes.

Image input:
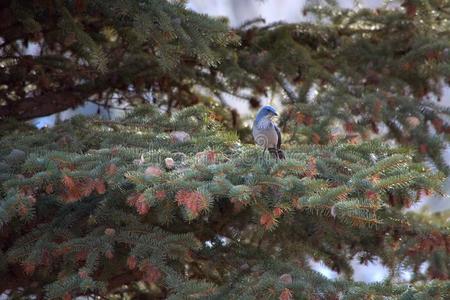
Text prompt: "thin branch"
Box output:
[[275, 74, 299, 103], [86, 99, 132, 112]]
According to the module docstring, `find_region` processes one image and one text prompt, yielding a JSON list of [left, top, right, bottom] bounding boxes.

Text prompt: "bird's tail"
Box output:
[[269, 148, 285, 160]]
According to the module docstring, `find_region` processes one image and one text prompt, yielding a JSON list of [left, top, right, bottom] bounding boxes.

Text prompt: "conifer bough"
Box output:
[[0, 106, 448, 299], [2, 0, 450, 174]]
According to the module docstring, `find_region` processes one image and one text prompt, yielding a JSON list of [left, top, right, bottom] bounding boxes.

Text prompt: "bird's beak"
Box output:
[[273, 112, 278, 116]]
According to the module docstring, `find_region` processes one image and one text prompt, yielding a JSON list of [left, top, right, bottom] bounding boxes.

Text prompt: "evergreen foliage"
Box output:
[[0, 0, 237, 120], [221, 0, 450, 173], [0, 106, 448, 299], [1, 0, 450, 299], [1, 0, 450, 171]]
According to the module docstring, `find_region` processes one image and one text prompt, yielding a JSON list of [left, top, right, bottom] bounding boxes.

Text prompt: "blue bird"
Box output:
[[252, 105, 285, 159]]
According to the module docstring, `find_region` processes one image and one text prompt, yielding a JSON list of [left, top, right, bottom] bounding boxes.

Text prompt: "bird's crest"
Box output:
[[255, 105, 278, 123]]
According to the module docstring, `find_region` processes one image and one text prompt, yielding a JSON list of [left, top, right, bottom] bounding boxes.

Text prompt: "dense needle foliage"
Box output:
[[1, 0, 450, 299], [0, 106, 449, 299]]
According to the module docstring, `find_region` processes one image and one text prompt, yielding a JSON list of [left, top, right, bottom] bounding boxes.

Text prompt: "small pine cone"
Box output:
[[23, 262, 35, 276], [105, 163, 118, 176], [344, 122, 354, 133], [164, 157, 175, 169], [127, 256, 137, 270], [170, 131, 191, 143], [75, 250, 88, 262], [279, 273, 293, 285], [260, 213, 275, 229], [366, 191, 378, 200], [311, 133, 321, 144], [304, 115, 313, 125], [405, 116, 420, 129], [94, 179, 106, 194], [105, 250, 114, 259], [176, 190, 208, 217], [104, 228, 116, 236], [155, 190, 166, 200], [279, 288, 293, 300], [62, 175, 76, 190], [18, 202, 28, 216], [145, 166, 163, 177], [291, 197, 300, 209], [419, 144, 428, 154], [195, 150, 217, 164], [305, 157, 317, 177], [78, 269, 88, 279], [295, 112, 305, 124], [136, 199, 150, 215], [63, 293, 72, 300], [431, 118, 444, 133], [143, 263, 162, 284], [45, 184, 54, 194], [127, 193, 150, 215], [273, 207, 283, 218]]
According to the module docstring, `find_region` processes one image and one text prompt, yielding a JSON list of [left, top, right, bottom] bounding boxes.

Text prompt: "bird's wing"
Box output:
[[274, 125, 282, 149]]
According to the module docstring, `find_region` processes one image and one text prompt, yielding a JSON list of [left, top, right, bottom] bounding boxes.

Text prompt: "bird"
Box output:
[[252, 105, 285, 159]]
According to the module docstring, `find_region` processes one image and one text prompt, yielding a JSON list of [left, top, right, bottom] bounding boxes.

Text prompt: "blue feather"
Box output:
[[255, 105, 278, 123]]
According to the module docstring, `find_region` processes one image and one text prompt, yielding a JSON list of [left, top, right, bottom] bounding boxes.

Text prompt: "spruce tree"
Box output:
[[0, 106, 448, 299], [1, 0, 450, 299], [0, 0, 236, 120], [218, 0, 450, 173]]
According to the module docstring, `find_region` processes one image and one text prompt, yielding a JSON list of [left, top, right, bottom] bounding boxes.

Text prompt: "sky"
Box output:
[[187, 0, 388, 27]]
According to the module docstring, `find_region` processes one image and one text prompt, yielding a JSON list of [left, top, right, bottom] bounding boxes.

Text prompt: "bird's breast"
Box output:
[[252, 124, 278, 148]]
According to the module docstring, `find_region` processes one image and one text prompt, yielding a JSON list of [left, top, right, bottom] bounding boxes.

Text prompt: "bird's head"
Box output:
[[255, 105, 278, 122]]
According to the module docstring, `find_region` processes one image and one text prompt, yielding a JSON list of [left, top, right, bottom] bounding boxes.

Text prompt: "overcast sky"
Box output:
[[187, 0, 387, 27]]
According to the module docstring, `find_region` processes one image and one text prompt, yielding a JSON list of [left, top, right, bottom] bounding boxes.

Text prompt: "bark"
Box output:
[[0, 91, 89, 121]]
